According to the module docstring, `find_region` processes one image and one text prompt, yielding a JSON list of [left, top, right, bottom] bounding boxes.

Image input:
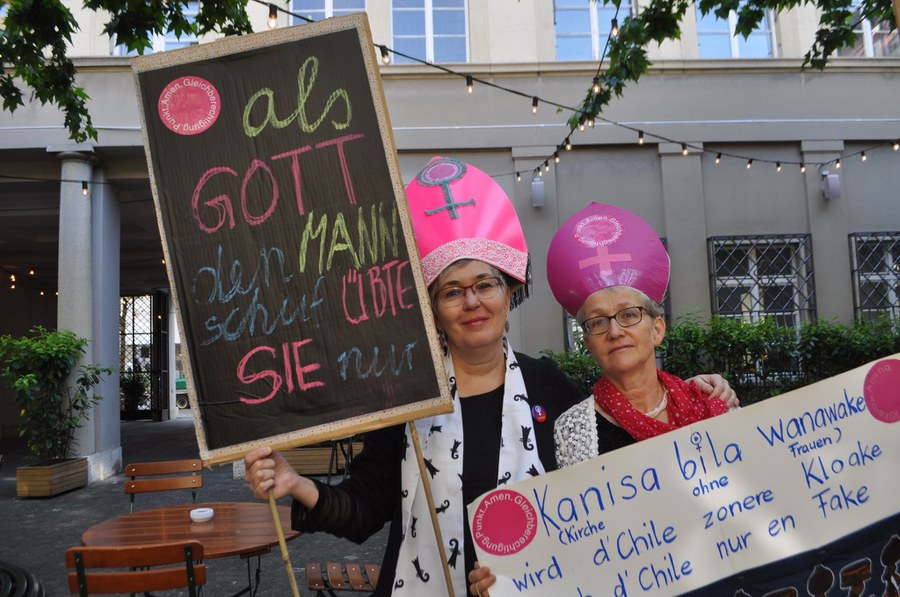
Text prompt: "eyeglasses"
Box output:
[[434, 276, 505, 308], [581, 306, 647, 336]]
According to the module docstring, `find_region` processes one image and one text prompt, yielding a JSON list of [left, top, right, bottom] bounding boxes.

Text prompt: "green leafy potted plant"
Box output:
[[0, 326, 112, 497]]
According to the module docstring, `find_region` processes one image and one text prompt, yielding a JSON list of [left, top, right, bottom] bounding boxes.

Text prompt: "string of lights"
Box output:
[[3, 4, 898, 201], [257, 0, 900, 182]]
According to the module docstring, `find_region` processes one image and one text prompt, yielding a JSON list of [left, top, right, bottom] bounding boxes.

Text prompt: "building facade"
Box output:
[[1, 0, 898, 477]]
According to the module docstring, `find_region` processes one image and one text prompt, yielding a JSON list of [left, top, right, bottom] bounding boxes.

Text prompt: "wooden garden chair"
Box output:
[[65, 541, 206, 596], [305, 562, 380, 596], [123, 459, 203, 513]]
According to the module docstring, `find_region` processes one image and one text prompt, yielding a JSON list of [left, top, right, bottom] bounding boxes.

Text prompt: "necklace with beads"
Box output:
[[642, 390, 668, 418]]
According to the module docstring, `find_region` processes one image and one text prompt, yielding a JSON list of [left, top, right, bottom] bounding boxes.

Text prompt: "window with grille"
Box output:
[[391, 0, 467, 63], [696, 1, 776, 58], [554, 0, 634, 61], [709, 235, 816, 329], [291, 0, 366, 25], [850, 232, 900, 321]]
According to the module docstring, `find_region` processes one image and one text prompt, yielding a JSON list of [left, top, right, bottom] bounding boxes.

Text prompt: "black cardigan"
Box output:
[[291, 352, 583, 596]]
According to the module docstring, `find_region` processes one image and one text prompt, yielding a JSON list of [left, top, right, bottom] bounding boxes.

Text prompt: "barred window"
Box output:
[[392, 0, 468, 64], [709, 235, 816, 329], [850, 232, 900, 321]]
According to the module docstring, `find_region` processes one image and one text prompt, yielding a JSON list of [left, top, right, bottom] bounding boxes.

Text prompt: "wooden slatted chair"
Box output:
[[65, 541, 206, 596], [123, 459, 202, 513], [305, 562, 380, 596]]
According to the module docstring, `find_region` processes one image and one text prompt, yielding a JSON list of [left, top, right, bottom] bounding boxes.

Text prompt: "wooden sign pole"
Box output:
[[409, 420, 455, 597], [267, 490, 301, 597]]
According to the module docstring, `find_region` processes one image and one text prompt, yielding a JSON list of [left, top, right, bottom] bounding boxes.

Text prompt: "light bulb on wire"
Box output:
[[531, 97, 539, 114], [466, 75, 473, 94], [380, 45, 391, 64], [610, 18, 619, 38], [267, 4, 278, 29]]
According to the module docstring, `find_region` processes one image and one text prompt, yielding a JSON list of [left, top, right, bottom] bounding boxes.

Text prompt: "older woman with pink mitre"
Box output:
[[549, 202, 736, 468]]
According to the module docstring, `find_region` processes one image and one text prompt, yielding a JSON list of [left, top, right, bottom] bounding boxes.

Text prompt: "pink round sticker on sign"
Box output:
[[471, 489, 537, 556], [157, 76, 221, 136], [863, 358, 900, 423]]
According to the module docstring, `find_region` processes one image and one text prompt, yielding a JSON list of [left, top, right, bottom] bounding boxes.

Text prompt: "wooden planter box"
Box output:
[[16, 458, 88, 498]]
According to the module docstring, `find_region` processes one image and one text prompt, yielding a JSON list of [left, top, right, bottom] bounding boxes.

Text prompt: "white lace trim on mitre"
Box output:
[[421, 238, 528, 286]]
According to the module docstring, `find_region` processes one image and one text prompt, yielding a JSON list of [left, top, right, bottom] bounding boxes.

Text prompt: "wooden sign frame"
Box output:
[[132, 13, 452, 465]]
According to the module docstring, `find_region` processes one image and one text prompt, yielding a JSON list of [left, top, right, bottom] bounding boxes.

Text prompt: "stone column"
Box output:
[[56, 151, 97, 468], [90, 168, 123, 480]]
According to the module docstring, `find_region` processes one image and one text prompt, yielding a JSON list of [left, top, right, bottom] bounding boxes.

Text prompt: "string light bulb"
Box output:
[[638, 131, 644, 145], [800, 163, 807, 173], [578, 120, 585, 132], [380, 45, 391, 64], [466, 75, 473, 94], [592, 78, 601, 94], [776, 162, 782, 172], [860, 151, 867, 162], [893, 141, 899, 151], [531, 97, 539, 114], [746, 159, 753, 169], [610, 18, 619, 38], [565, 137, 572, 151], [516, 172, 521, 182], [81, 181, 88, 196], [267, 3, 278, 28], [835, 159, 841, 169], [587, 117, 594, 128], [681, 144, 688, 156], [553, 151, 560, 164], [544, 161, 550, 172], [536, 167, 543, 178], [715, 153, 722, 164]]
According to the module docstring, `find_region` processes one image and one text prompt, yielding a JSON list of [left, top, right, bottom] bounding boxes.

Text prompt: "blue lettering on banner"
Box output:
[[637, 552, 693, 590], [533, 466, 661, 538], [755, 389, 866, 446], [674, 431, 742, 484], [510, 555, 563, 591]]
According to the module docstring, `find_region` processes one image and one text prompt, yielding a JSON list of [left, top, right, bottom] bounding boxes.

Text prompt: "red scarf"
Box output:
[[593, 369, 729, 441]]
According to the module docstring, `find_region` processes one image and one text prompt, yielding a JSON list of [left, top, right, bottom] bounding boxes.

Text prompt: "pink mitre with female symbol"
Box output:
[[547, 202, 670, 316], [405, 156, 529, 288]]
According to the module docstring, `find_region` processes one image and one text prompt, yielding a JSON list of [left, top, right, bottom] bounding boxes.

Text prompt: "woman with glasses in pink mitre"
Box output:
[[548, 202, 736, 469]]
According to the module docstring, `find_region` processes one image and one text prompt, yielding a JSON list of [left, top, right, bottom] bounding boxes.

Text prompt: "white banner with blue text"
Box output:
[[468, 355, 900, 597]]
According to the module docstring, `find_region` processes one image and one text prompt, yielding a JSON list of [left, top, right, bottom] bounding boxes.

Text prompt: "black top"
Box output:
[[291, 352, 583, 596], [595, 408, 638, 456]]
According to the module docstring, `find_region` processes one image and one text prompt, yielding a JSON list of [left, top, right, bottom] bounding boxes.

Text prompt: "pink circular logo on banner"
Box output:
[[157, 76, 220, 135], [471, 489, 537, 556], [863, 358, 900, 423]]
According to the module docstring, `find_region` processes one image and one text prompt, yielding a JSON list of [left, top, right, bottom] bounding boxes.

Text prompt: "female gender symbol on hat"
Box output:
[[417, 158, 476, 220]]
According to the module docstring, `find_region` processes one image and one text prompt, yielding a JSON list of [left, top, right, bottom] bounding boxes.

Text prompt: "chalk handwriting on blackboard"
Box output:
[[236, 337, 326, 404], [243, 56, 351, 138], [191, 133, 366, 230], [299, 205, 399, 275]]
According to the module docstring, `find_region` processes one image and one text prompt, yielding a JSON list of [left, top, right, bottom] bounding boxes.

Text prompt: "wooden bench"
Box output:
[[305, 562, 379, 595], [282, 437, 355, 479]]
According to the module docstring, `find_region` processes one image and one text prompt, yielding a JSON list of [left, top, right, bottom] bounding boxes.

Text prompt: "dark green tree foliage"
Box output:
[[0, 0, 252, 142]]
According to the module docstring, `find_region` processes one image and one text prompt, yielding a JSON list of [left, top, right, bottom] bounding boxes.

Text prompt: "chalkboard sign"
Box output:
[[132, 14, 451, 465]]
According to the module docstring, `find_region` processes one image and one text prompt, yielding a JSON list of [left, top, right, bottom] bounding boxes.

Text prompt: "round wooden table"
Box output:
[[81, 501, 299, 559]]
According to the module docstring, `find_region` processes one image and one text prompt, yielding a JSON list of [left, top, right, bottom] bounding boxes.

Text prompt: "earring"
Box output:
[[505, 320, 510, 333]]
